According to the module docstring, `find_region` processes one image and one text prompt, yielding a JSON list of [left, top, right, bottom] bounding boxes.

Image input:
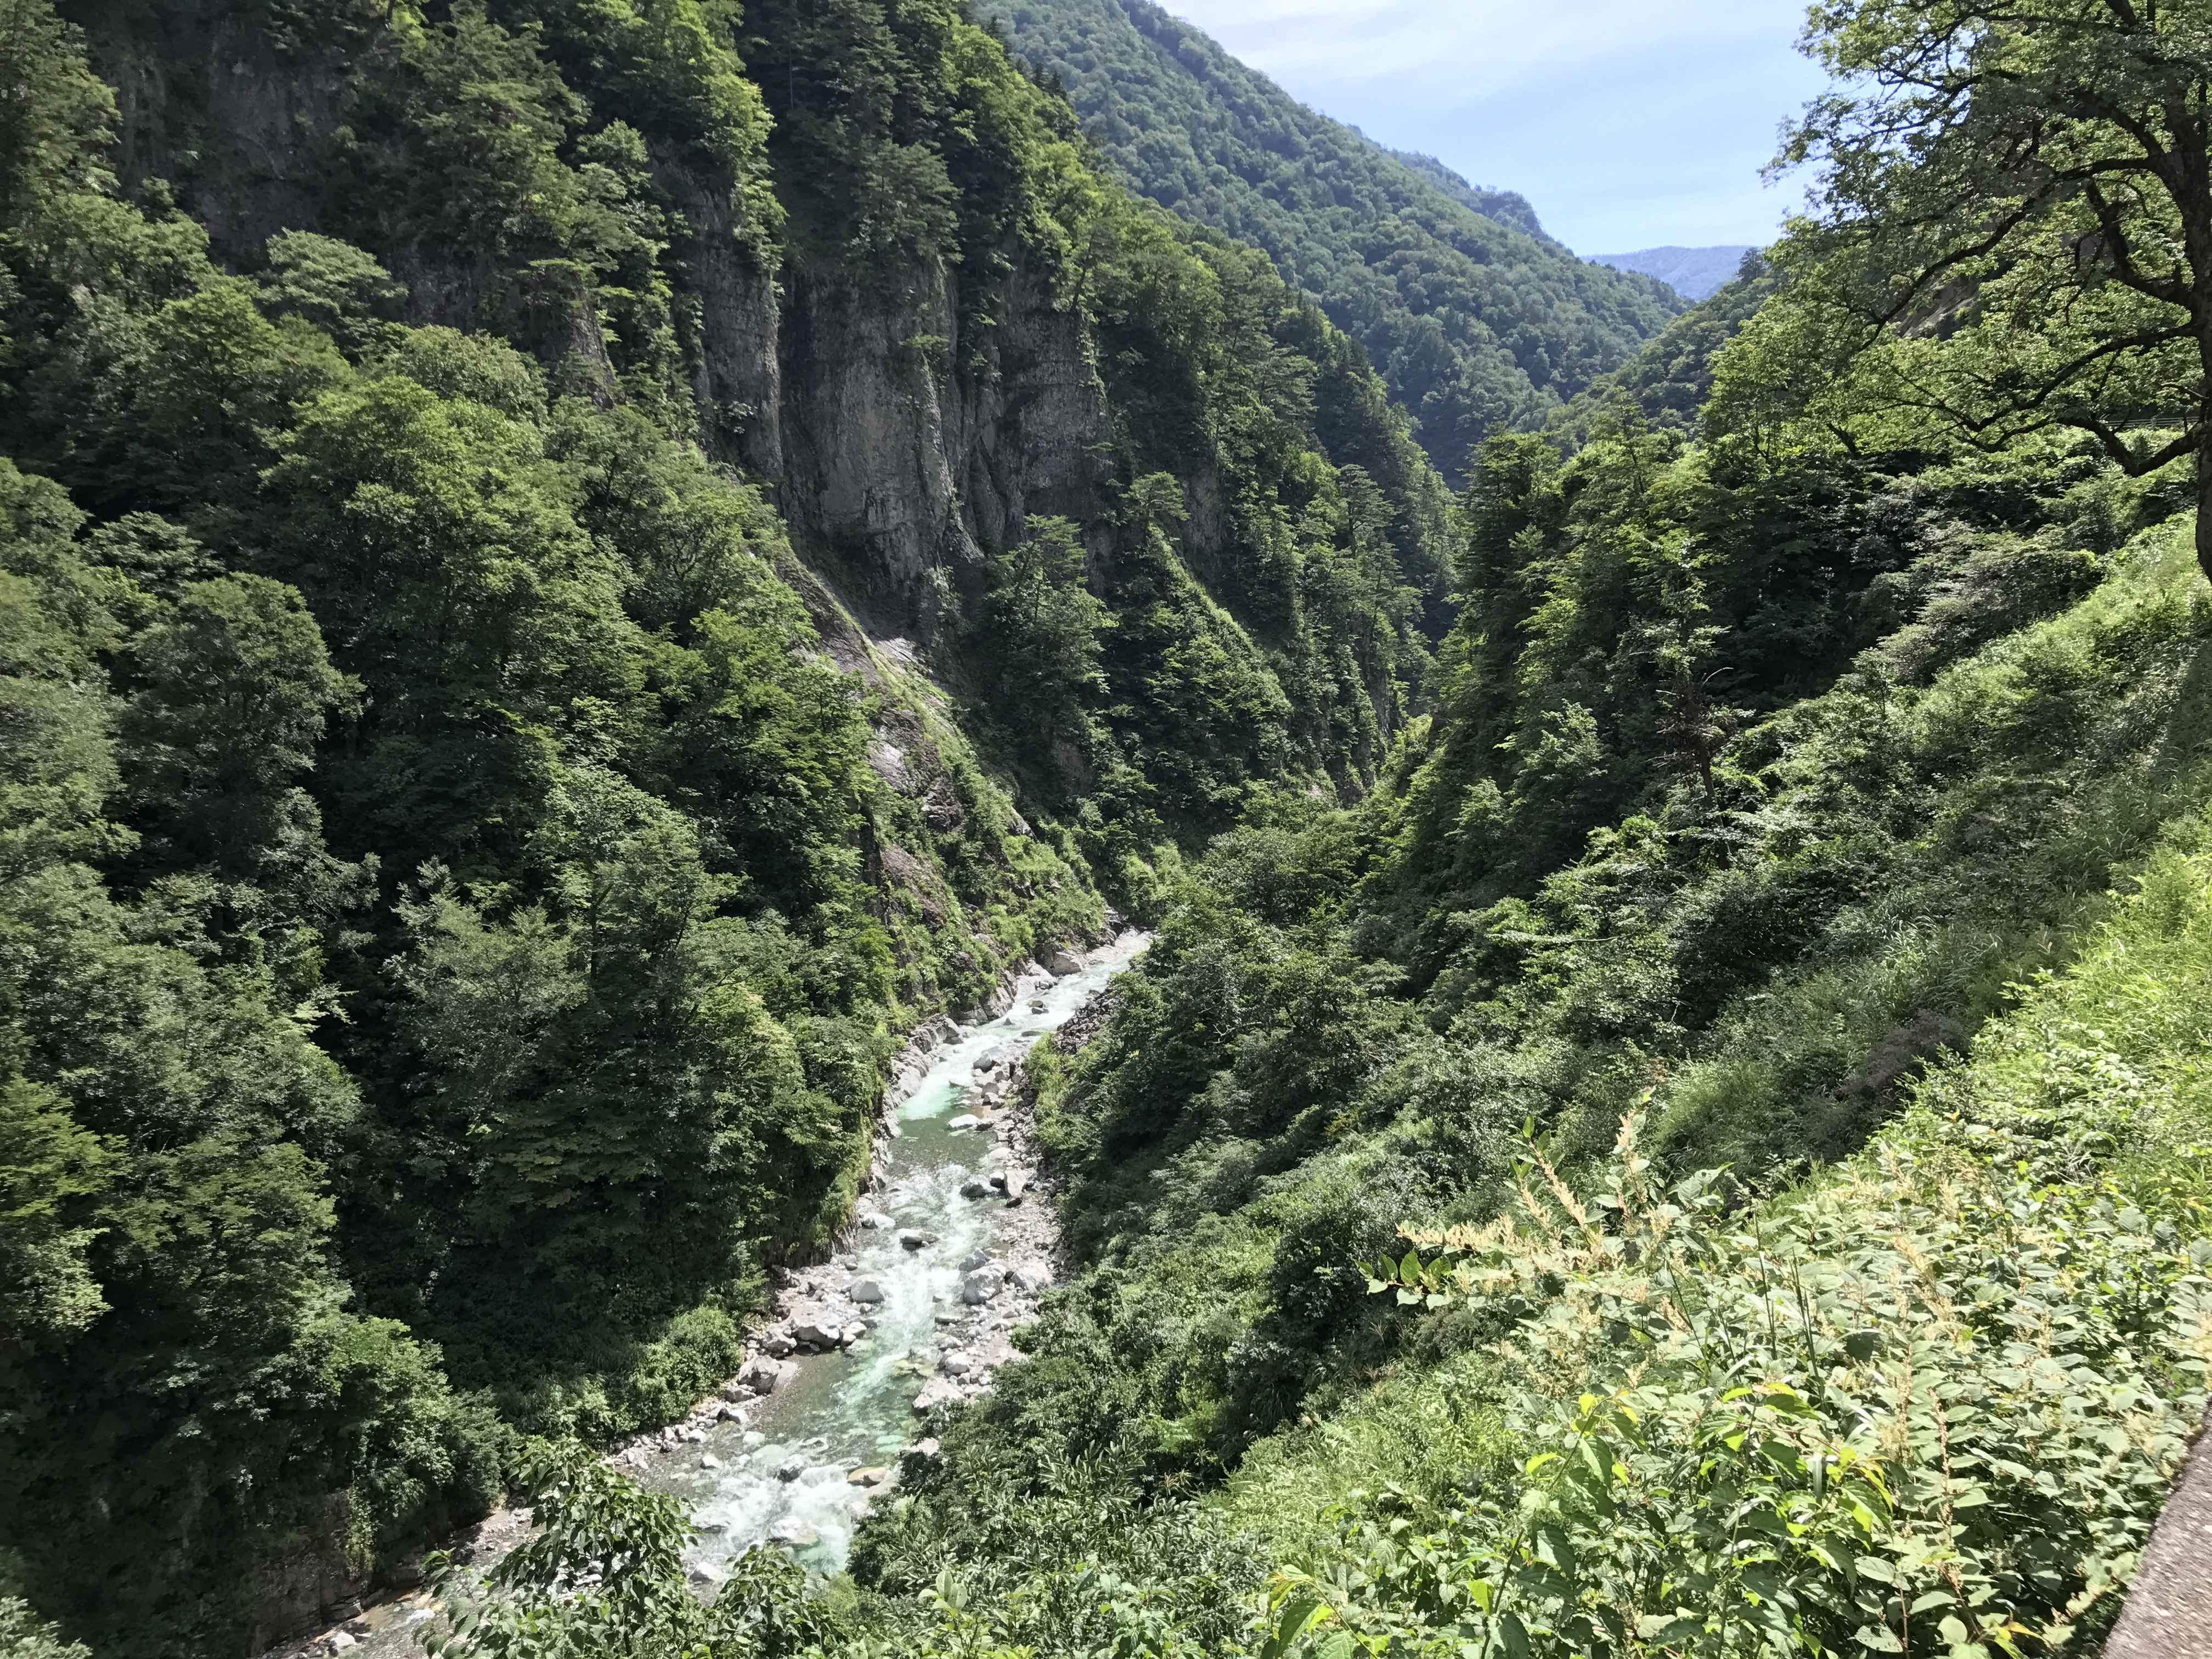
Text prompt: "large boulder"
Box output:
[[912, 1379, 964, 1413], [960, 1268, 1003, 1305], [849, 1278, 885, 1304], [741, 1357, 797, 1393], [1045, 945, 1085, 976]]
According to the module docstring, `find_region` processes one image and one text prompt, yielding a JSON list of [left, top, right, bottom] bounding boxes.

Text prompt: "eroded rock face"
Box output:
[[91, 9, 1118, 656], [772, 254, 1115, 636]]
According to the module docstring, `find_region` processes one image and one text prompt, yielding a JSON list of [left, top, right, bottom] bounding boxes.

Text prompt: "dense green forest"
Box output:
[[989, 0, 1685, 481], [7, 0, 2212, 1657], [0, 0, 1453, 1649]]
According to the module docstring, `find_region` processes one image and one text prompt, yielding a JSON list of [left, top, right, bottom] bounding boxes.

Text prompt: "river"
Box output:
[[624, 933, 1148, 1577]]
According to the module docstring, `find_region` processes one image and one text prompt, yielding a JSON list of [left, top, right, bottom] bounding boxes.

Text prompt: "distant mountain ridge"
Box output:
[[995, 0, 1683, 479], [1589, 245, 1758, 301]]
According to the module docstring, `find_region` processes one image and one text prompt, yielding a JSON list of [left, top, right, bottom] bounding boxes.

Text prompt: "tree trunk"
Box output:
[[2199, 442, 2212, 586]]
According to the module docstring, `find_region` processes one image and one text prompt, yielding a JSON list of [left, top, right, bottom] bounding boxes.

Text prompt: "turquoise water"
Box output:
[[635, 936, 1147, 1576]]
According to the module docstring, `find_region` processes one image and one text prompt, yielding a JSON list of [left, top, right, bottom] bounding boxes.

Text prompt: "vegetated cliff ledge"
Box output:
[[72, 0, 1109, 637], [66, 0, 1450, 728]]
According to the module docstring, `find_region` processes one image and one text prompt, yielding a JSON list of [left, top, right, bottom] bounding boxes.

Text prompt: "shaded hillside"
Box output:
[[1548, 254, 1780, 442], [992, 0, 1683, 481]]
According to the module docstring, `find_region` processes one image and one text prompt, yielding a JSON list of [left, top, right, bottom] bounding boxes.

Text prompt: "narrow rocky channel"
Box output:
[[298, 934, 1146, 1656], [623, 932, 1147, 1574]]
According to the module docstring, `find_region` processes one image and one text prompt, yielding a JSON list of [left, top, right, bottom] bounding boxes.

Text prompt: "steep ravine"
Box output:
[[267, 938, 1147, 1659]]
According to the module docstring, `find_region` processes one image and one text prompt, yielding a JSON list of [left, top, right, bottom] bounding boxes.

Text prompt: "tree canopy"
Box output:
[[1743, 0, 2212, 579]]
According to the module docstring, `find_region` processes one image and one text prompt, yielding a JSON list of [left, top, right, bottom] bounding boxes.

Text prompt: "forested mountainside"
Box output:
[[0, 0, 1456, 1649], [296, 2, 2212, 1657], [10, 1, 2212, 1658], [1545, 255, 1780, 444], [989, 0, 1684, 481]]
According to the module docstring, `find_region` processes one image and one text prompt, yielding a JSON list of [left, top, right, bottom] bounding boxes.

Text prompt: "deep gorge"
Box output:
[[6, 1, 2212, 1656]]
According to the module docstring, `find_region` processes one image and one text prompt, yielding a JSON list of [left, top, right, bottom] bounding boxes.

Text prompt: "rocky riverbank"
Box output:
[[607, 933, 1139, 1471]]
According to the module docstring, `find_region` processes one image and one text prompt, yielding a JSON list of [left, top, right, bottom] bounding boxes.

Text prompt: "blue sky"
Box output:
[[1154, 1, 1834, 256]]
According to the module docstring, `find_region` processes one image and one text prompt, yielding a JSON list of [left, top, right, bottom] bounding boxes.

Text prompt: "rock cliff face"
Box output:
[[770, 253, 1113, 635], [69, 0, 1455, 844], [74, 0, 1113, 643]]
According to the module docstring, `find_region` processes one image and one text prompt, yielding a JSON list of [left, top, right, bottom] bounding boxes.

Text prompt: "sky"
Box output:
[[1152, 0, 1835, 256]]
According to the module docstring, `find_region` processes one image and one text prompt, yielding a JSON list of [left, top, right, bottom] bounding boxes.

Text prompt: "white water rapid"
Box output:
[[631, 933, 1148, 1577]]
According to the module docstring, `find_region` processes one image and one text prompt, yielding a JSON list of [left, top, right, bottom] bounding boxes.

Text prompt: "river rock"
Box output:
[[940, 1352, 972, 1376], [793, 1315, 843, 1348], [699, 1452, 721, 1470], [960, 1177, 991, 1199], [327, 1635, 357, 1654], [849, 1278, 885, 1304], [1045, 945, 1085, 976], [959, 1249, 993, 1272], [905, 1437, 942, 1459], [849, 1465, 892, 1487], [856, 1209, 894, 1231], [761, 1333, 797, 1358], [768, 1517, 820, 1548], [742, 1357, 796, 1394], [716, 1402, 748, 1424], [1009, 1260, 1052, 1292], [899, 1229, 930, 1250], [947, 1113, 981, 1130], [913, 1379, 963, 1413], [1002, 1170, 1030, 1202], [775, 1454, 806, 1481], [960, 1268, 1003, 1305]]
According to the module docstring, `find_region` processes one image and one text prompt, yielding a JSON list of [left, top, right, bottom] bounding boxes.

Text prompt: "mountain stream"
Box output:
[[627, 933, 1149, 1577]]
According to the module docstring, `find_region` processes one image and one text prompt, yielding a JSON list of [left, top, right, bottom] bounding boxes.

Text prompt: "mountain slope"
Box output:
[[1590, 243, 1757, 300], [992, 0, 1683, 480], [0, 0, 1459, 1649]]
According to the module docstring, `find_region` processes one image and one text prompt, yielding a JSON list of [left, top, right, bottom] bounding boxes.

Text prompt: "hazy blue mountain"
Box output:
[[1589, 244, 1758, 300]]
